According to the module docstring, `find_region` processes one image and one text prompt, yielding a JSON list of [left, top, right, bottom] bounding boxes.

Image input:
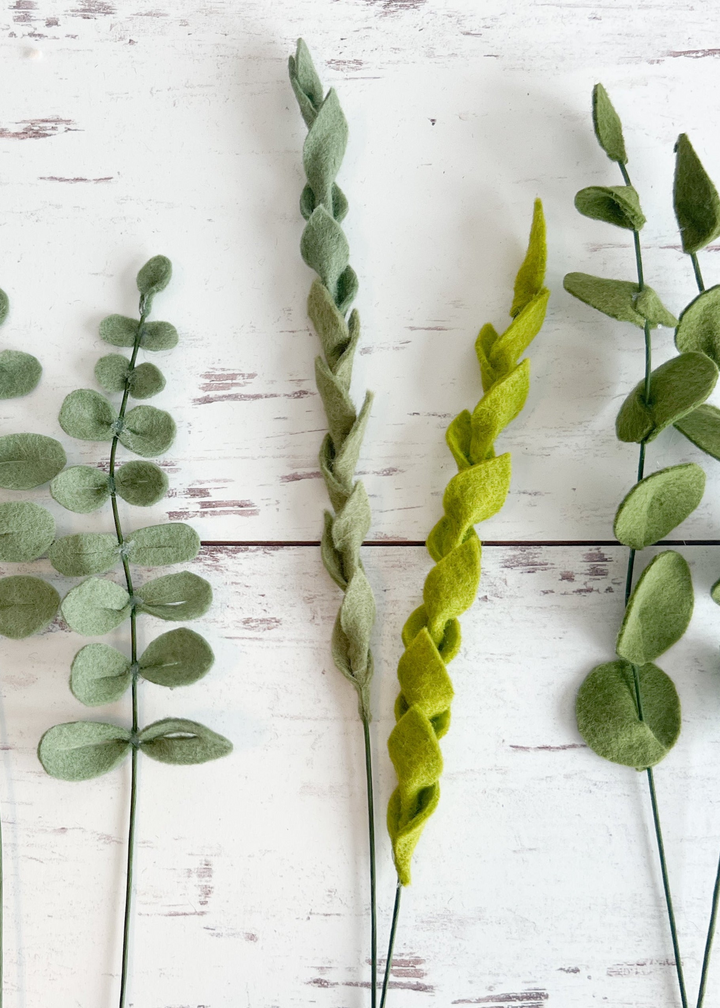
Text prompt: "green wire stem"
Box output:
[[379, 882, 402, 1008], [362, 717, 377, 1004]]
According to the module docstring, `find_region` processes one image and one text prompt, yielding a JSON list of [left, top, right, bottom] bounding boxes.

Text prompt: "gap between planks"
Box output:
[[200, 539, 720, 547]]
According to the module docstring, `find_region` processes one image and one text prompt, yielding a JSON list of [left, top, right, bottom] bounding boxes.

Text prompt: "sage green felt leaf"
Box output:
[[99, 315, 139, 348], [0, 576, 59, 638], [115, 460, 168, 506], [48, 533, 119, 576], [70, 643, 132, 706], [0, 289, 8, 326], [675, 404, 720, 459], [129, 362, 165, 398], [576, 660, 680, 769], [138, 717, 232, 765], [59, 389, 116, 441], [139, 628, 215, 687], [140, 321, 178, 352], [614, 464, 706, 550], [136, 572, 212, 621], [0, 433, 66, 490], [38, 721, 131, 781], [51, 465, 111, 513], [675, 285, 720, 365], [592, 83, 627, 164], [563, 273, 674, 328], [94, 354, 130, 393], [119, 405, 175, 457], [616, 351, 718, 443], [61, 578, 131, 636], [616, 551, 693, 664], [634, 288, 678, 329], [0, 502, 55, 561], [575, 185, 646, 231], [0, 350, 42, 399], [674, 133, 720, 254], [126, 523, 200, 567], [137, 255, 172, 298]]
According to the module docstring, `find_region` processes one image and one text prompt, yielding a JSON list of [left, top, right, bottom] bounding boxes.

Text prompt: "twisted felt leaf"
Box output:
[[289, 39, 375, 716], [387, 201, 549, 885]]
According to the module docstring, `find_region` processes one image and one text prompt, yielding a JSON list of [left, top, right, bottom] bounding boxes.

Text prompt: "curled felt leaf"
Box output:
[[59, 389, 116, 441], [61, 578, 131, 636], [137, 255, 172, 300], [0, 575, 59, 639], [126, 523, 200, 567], [119, 405, 175, 457], [674, 133, 720, 254], [139, 627, 214, 688], [0, 501, 54, 562], [51, 465, 111, 513], [0, 433, 66, 490], [510, 199, 546, 318], [70, 643, 132, 706], [564, 273, 676, 329], [614, 463, 706, 550], [675, 284, 720, 365], [675, 403, 720, 460], [576, 660, 680, 769], [0, 349, 42, 399], [136, 571, 212, 621], [616, 550, 693, 665], [49, 533, 119, 577], [38, 721, 131, 781], [115, 460, 168, 506], [95, 354, 131, 393], [138, 717, 232, 765], [140, 321, 178, 352], [575, 185, 645, 231], [128, 362, 165, 398], [592, 83, 627, 164]]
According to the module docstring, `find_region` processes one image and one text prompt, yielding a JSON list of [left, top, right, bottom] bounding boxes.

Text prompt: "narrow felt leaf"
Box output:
[[0, 433, 66, 489], [129, 362, 165, 398], [592, 83, 627, 164], [140, 321, 178, 352], [99, 315, 139, 348], [0, 501, 55, 561], [564, 273, 674, 328], [614, 464, 706, 550], [575, 185, 645, 231], [616, 550, 693, 665], [119, 405, 175, 457], [48, 533, 119, 577], [674, 133, 720, 254], [0, 289, 8, 326], [616, 351, 718, 443], [0, 350, 42, 399], [50, 465, 111, 513], [136, 571, 212, 622], [675, 403, 720, 460], [95, 354, 130, 393], [70, 643, 132, 706], [139, 627, 214, 687], [38, 721, 131, 781], [576, 660, 680, 769], [510, 199, 546, 318], [115, 460, 168, 506], [137, 255, 172, 298], [675, 284, 720, 365], [138, 717, 232, 765], [61, 578, 131, 636], [126, 523, 200, 567], [0, 575, 59, 638], [59, 389, 116, 441]]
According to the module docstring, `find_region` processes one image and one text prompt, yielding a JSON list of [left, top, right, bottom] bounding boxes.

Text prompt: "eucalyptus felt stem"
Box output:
[[288, 39, 379, 1001]]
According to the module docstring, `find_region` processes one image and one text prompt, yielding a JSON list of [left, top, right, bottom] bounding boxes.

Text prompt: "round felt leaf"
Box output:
[[0, 289, 8, 325], [49, 533, 119, 577], [674, 133, 720, 254], [616, 351, 718, 443], [99, 315, 139, 348], [614, 464, 706, 550], [675, 285, 720, 365], [71, 643, 132, 706], [51, 465, 111, 513], [576, 660, 680, 769], [0, 433, 66, 490], [574, 185, 646, 231], [129, 362, 165, 399], [0, 502, 55, 561], [95, 354, 130, 393], [59, 389, 116, 442], [675, 404, 720, 460], [119, 405, 175, 457], [0, 575, 59, 638], [138, 717, 232, 765], [38, 721, 131, 781], [115, 460, 168, 506], [137, 571, 212, 621], [0, 350, 42, 399], [141, 321, 178, 352], [61, 578, 131, 636], [137, 255, 172, 297], [616, 551, 693, 665], [127, 523, 200, 567], [139, 628, 214, 687]]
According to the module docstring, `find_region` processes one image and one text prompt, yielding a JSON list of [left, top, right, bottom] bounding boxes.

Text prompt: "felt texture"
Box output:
[[137, 255, 172, 305], [140, 321, 178, 352], [0, 501, 55, 561], [38, 720, 132, 781], [575, 185, 646, 231], [563, 273, 676, 329], [576, 660, 680, 769], [616, 550, 693, 665], [50, 465, 111, 513], [49, 533, 119, 576], [289, 40, 375, 718], [675, 403, 720, 460], [136, 571, 212, 621], [675, 284, 720, 365], [711, 576, 720, 606], [137, 717, 232, 765], [71, 643, 132, 706], [616, 350, 718, 443], [0, 289, 8, 326], [126, 522, 200, 567], [114, 460, 168, 506], [0, 575, 59, 639], [138, 627, 214, 687], [0, 349, 42, 399], [127, 362, 165, 399], [614, 463, 705, 550], [388, 201, 548, 885], [94, 354, 131, 393], [119, 405, 176, 457], [673, 133, 720, 254], [592, 83, 627, 164], [0, 433, 66, 490], [99, 314, 178, 353], [59, 389, 115, 441], [61, 577, 131, 636]]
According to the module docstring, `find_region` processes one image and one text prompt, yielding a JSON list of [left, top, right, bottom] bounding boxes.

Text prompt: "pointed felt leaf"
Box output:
[[59, 389, 116, 441], [139, 627, 214, 687], [614, 464, 706, 550], [591, 83, 627, 164], [0, 433, 66, 489], [99, 315, 139, 348], [38, 721, 131, 780], [51, 466, 111, 513], [445, 410, 472, 470], [674, 133, 720, 254], [48, 533, 119, 577], [129, 362, 165, 398], [675, 284, 720, 365], [564, 273, 674, 328], [70, 643, 132, 706], [119, 405, 175, 457], [0, 575, 59, 638], [575, 185, 645, 231], [675, 403, 720, 459], [0, 502, 55, 561], [0, 350, 42, 399], [616, 550, 693, 664], [95, 354, 130, 393], [487, 288, 549, 378], [510, 199, 546, 318], [115, 460, 168, 506], [141, 321, 178, 352], [634, 288, 678, 329], [61, 578, 131, 636], [126, 523, 200, 567], [137, 255, 172, 299], [138, 717, 232, 765], [136, 571, 212, 621]]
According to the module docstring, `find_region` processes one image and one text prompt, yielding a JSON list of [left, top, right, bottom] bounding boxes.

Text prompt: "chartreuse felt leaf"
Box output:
[[510, 199, 546, 318], [675, 404, 720, 459], [675, 285, 720, 365], [139, 628, 215, 687], [0, 502, 55, 561], [115, 460, 168, 506], [129, 362, 165, 398], [71, 643, 132, 706], [0, 576, 59, 638], [0, 433, 66, 489], [38, 721, 131, 781], [59, 389, 115, 441], [674, 133, 720, 254], [138, 717, 232, 765], [126, 523, 200, 567], [616, 551, 693, 665], [614, 464, 706, 550], [51, 466, 111, 513], [94, 354, 130, 393], [136, 571, 212, 621], [137, 255, 172, 299], [119, 405, 175, 457], [563, 273, 676, 328], [0, 350, 42, 399], [616, 351, 718, 443], [575, 185, 645, 231], [61, 578, 131, 636], [592, 83, 627, 164], [576, 660, 680, 769], [48, 533, 119, 576]]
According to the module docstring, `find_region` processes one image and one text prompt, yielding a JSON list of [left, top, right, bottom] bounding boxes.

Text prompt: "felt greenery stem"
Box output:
[[38, 257, 231, 1008]]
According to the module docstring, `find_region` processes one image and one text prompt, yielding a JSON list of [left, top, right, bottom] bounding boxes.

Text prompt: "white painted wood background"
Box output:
[[1, 0, 720, 1006]]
